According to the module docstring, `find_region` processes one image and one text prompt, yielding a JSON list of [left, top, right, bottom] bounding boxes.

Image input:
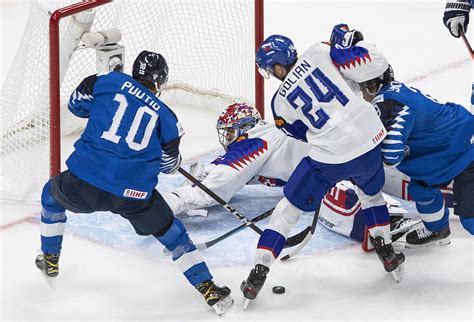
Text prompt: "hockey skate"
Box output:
[[371, 237, 405, 283], [35, 253, 60, 289], [196, 280, 233, 316], [240, 264, 269, 310], [405, 225, 451, 248], [390, 214, 422, 246]]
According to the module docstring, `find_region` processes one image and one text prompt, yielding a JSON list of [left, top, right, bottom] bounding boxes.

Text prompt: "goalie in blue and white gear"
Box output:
[[355, 47, 474, 246], [37, 50, 233, 315]]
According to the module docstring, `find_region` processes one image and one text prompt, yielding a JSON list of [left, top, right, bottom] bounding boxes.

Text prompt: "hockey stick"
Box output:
[[280, 204, 321, 261], [460, 29, 474, 58], [178, 167, 263, 234], [195, 208, 274, 250]]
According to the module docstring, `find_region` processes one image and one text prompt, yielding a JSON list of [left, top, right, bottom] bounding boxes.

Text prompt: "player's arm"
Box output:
[[158, 104, 185, 174], [167, 138, 272, 214], [329, 25, 389, 84], [374, 98, 415, 167], [68, 74, 98, 118]]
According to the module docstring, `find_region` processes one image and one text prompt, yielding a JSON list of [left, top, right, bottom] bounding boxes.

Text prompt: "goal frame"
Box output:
[[49, 0, 265, 177]]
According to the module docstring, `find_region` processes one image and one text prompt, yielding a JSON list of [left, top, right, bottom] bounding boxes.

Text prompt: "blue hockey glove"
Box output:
[[443, 0, 471, 38], [330, 23, 364, 49]]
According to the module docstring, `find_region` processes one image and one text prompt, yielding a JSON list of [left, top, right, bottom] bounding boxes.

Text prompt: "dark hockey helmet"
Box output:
[[359, 64, 394, 97], [256, 34, 297, 79], [132, 50, 169, 96], [216, 103, 262, 149]]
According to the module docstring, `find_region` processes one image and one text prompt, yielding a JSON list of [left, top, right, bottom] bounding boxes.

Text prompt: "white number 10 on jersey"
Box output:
[[101, 93, 158, 151]]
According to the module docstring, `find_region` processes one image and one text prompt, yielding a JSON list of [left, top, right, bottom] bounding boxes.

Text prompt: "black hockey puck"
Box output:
[[272, 286, 285, 294]]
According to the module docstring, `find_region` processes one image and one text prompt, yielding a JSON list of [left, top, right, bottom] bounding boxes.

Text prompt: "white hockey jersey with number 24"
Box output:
[[271, 42, 386, 164]]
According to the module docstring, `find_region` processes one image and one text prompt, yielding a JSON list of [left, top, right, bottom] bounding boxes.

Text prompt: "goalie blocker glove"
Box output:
[[443, 0, 471, 38]]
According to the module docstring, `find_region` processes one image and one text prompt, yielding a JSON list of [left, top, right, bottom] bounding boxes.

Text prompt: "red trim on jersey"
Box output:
[[257, 245, 277, 258]]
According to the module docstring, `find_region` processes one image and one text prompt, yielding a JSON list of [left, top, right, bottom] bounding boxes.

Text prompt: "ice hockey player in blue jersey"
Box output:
[[35, 50, 233, 315], [354, 51, 474, 246], [240, 25, 406, 306]]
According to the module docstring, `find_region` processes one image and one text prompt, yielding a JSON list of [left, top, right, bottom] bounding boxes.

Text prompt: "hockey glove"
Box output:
[[443, 0, 471, 38], [330, 23, 364, 49]]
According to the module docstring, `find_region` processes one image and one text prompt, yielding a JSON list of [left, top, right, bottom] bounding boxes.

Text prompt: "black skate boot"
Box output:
[[35, 253, 60, 277], [389, 214, 422, 246], [240, 264, 269, 309], [371, 237, 405, 283], [405, 225, 451, 248], [196, 280, 233, 316]]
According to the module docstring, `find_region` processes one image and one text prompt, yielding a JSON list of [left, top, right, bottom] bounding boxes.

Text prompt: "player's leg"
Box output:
[[117, 190, 232, 314], [405, 180, 451, 247], [351, 146, 405, 275], [37, 179, 67, 277], [37, 170, 98, 277], [241, 157, 332, 301], [453, 161, 474, 234]]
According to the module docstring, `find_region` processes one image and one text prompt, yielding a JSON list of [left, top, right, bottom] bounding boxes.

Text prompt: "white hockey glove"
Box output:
[[180, 160, 214, 187], [443, 0, 471, 38]]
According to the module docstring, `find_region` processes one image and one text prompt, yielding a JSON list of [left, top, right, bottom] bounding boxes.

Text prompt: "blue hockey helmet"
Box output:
[[256, 34, 297, 79]]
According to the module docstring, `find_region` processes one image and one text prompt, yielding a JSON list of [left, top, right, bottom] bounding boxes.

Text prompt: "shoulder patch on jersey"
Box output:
[[212, 138, 268, 171], [274, 117, 286, 128], [235, 133, 248, 143]]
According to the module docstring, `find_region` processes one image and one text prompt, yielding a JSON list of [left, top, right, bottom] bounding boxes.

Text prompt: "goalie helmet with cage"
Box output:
[[132, 50, 169, 96], [216, 103, 262, 148]]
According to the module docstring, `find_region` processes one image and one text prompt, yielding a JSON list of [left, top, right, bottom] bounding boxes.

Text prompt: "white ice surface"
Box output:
[[1, 1, 473, 321]]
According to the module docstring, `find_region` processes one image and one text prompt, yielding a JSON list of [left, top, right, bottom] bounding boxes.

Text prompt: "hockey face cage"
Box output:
[[359, 65, 394, 97], [216, 103, 261, 148]]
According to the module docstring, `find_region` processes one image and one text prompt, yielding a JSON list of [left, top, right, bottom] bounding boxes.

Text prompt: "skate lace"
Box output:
[[394, 217, 413, 231], [415, 226, 433, 239]]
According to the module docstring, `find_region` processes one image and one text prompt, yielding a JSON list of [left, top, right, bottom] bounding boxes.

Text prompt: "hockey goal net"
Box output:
[[0, 0, 264, 203]]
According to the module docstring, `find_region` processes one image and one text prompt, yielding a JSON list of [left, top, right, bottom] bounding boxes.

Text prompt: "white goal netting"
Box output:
[[0, 0, 258, 202]]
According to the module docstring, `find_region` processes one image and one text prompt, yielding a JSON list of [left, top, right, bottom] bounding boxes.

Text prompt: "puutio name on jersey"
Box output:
[[121, 81, 161, 111]]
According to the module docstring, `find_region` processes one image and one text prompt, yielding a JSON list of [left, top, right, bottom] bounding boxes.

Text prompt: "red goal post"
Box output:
[[0, 0, 264, 202], [49, 0, 265, 177]]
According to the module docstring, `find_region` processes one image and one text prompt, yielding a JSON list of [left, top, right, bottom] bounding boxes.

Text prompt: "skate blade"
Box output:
[[391, 264, 404, 284], [405, 238, 451, 249], [242, 298, 251, 311], [40, 271, 57, 290], [212, 295, 234, 316]]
